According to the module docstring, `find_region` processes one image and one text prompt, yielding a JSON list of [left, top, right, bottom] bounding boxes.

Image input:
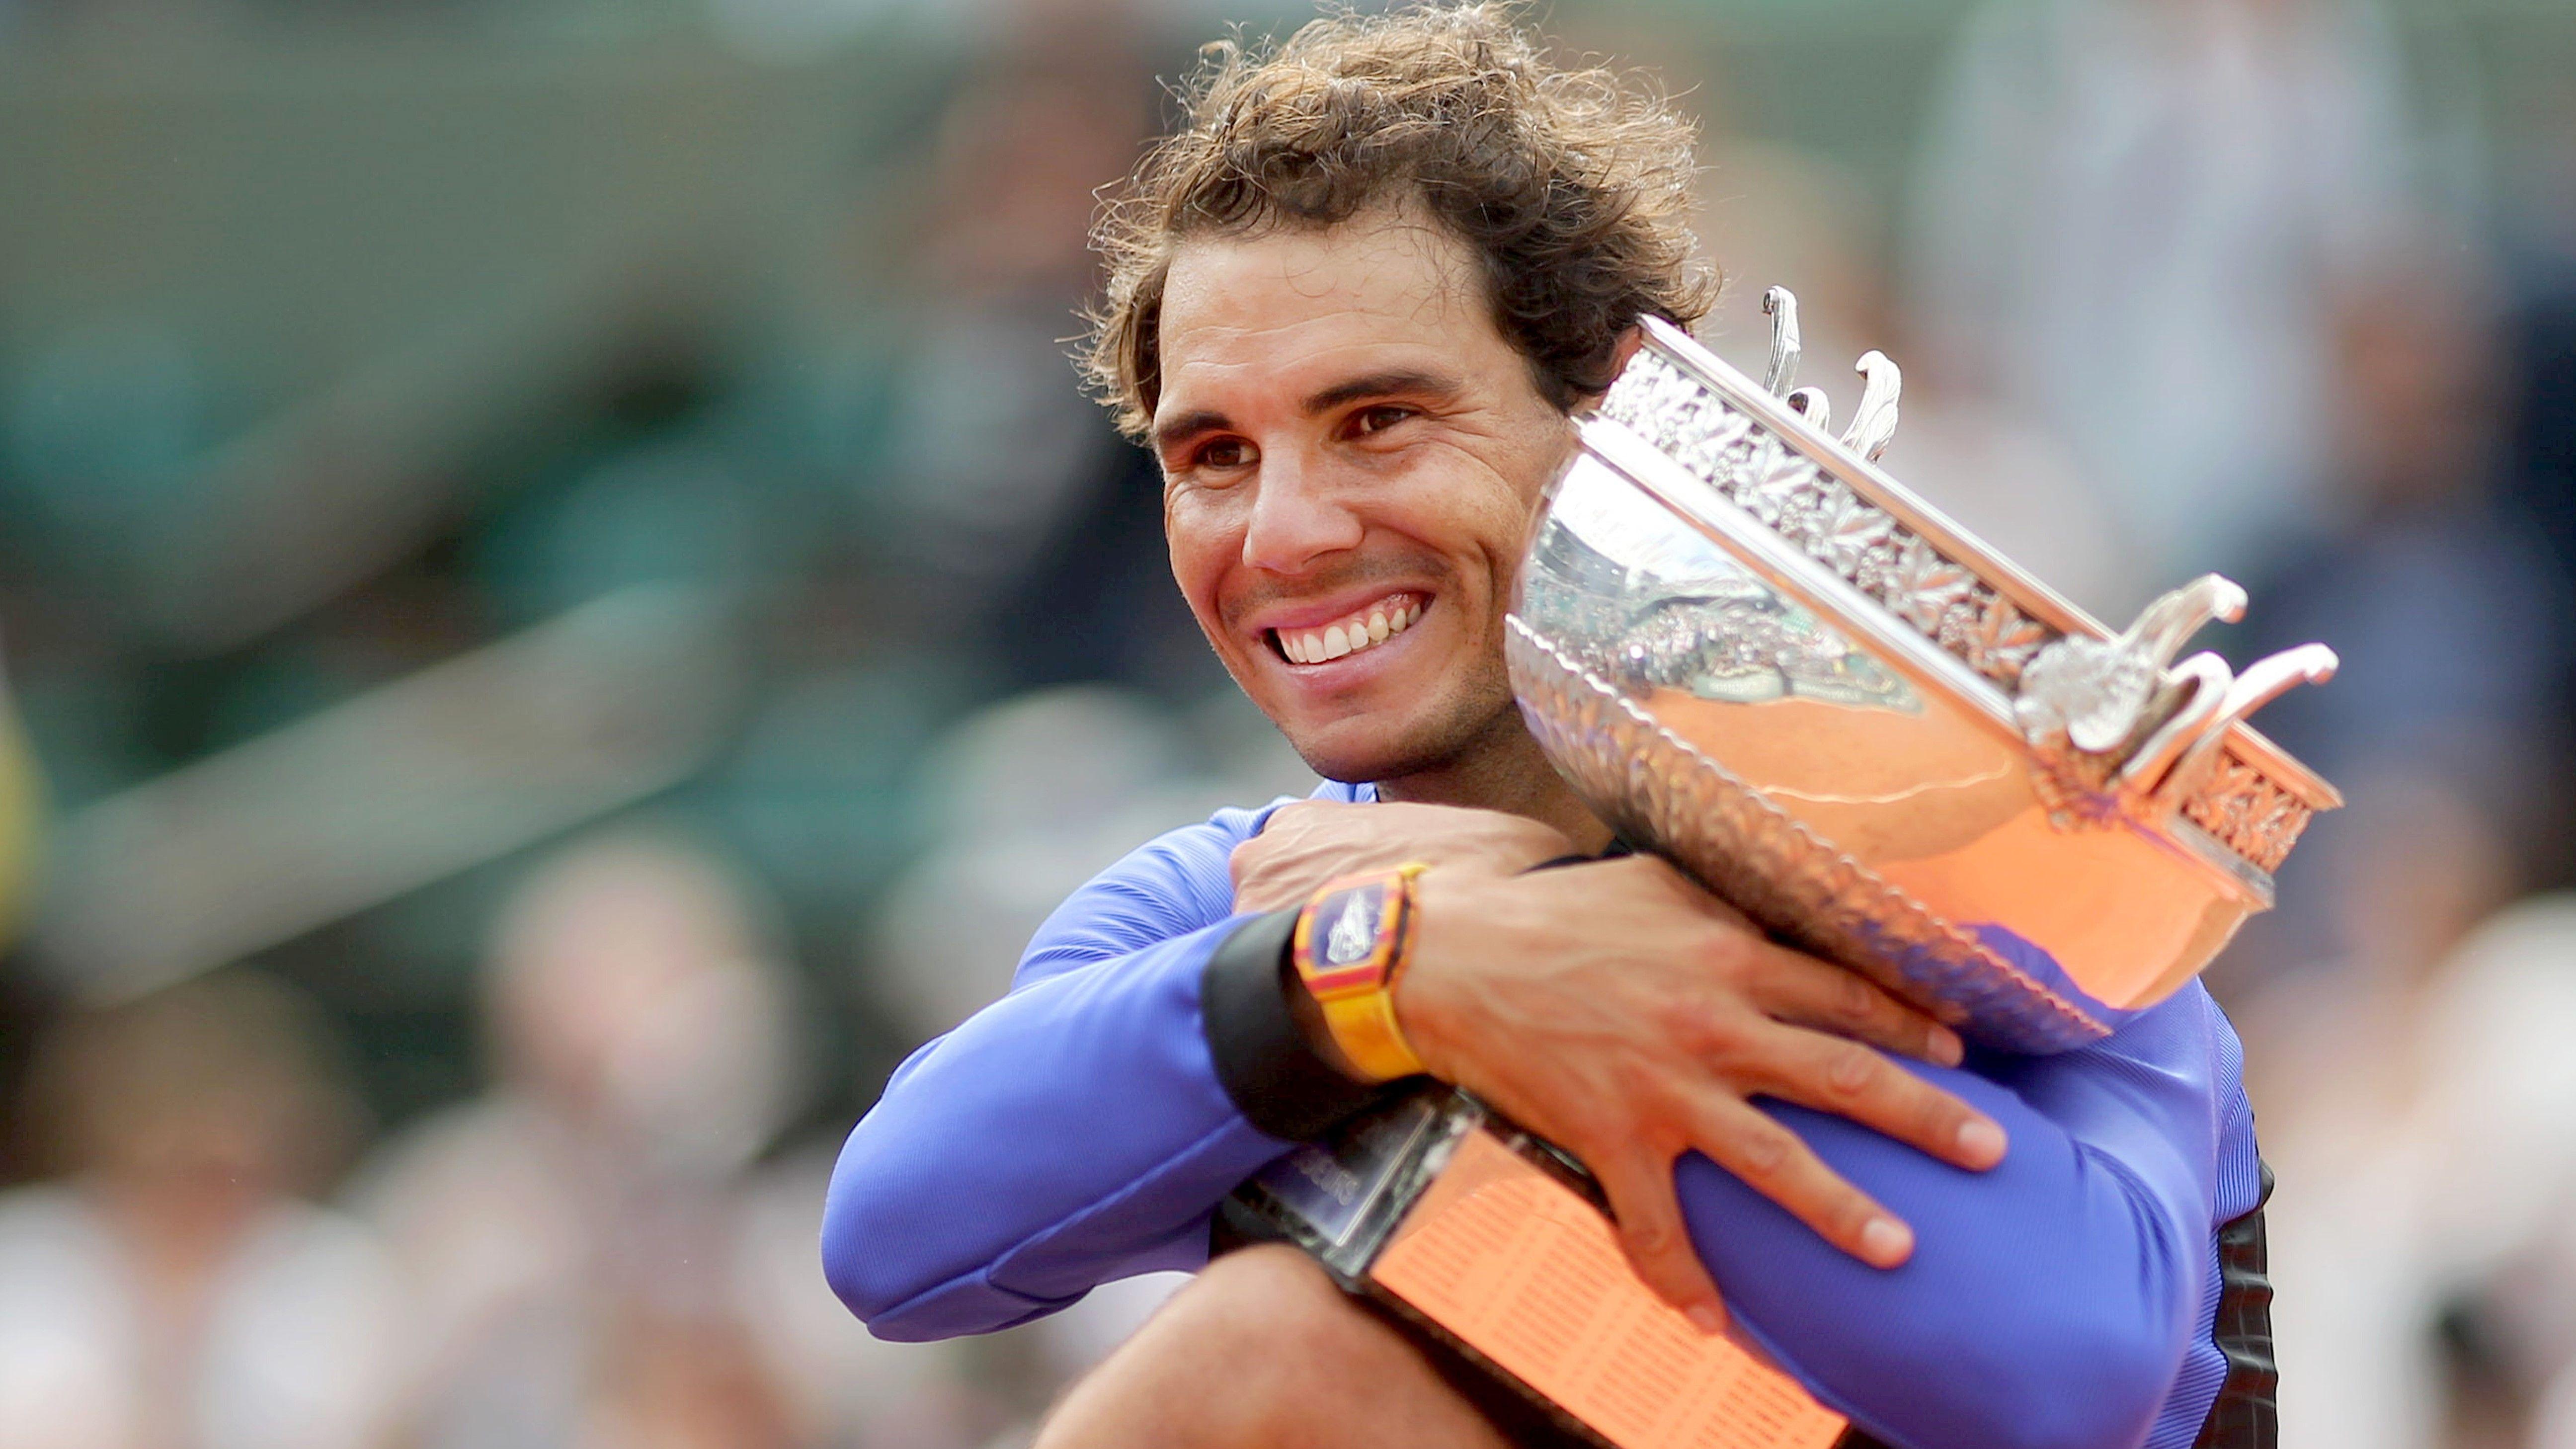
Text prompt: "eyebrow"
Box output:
[[1152, 408, 1231, 456], [1299, 368, 1463, 415], [1151, 368, 1467, 457]]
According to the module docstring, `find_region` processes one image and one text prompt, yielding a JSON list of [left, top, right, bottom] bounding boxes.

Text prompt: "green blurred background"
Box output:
[[2, 2, 2575, 1446]]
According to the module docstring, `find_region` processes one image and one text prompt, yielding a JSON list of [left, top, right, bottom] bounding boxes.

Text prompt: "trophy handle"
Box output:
[[2124, 644, 2341, 805], [1757, 287, 1902, 462], [2160, 644, 2340, 804], [2119, 574, 2247, 668], [1761, 286, 1801, 395], [2017, 574, 2254, 761], [2123, 652, 2236, 796], [1840, 351, 1902, 462]]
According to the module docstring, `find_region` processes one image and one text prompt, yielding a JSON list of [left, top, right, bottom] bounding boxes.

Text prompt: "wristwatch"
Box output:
[[1291, 862, 1432, 1083]]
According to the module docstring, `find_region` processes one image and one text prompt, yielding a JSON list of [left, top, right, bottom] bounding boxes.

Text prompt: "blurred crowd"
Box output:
[[0, 0, 2572, 1446]]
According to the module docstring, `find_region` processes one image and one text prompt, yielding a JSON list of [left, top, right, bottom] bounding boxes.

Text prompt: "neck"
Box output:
[[1372, 711, 1613, 854]]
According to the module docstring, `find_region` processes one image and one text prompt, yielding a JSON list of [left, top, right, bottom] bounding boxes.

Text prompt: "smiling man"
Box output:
[[824, 8, 2274, 1449]]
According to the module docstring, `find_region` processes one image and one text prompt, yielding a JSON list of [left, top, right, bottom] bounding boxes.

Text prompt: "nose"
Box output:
[[1239, 452, 1365, 575]]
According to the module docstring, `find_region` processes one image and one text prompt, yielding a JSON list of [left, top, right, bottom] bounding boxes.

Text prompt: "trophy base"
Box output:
[[1227, 1090, 1863, 1449]]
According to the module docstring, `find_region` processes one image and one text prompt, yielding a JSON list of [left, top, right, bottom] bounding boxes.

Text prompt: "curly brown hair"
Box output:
[[1081, 1, 1715, 441]]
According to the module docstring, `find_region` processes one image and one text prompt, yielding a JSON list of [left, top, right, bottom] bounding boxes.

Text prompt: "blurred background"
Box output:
[[0, 0, 2570, 1445]]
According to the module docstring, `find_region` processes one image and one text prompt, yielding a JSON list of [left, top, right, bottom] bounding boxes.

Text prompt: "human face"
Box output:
[[1153, 214, 1575, 785]]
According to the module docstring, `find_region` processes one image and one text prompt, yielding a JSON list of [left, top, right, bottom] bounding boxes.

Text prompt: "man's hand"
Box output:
[[1392, 855, 2008, 1331], [1231, 801, 1576, 913]]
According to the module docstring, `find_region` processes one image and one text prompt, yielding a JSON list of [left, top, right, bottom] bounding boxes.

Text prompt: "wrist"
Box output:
[[1282, 952, 1365, 1081], [1387, 865, 1489, 1077], [1201, 909, 1388, 1141]]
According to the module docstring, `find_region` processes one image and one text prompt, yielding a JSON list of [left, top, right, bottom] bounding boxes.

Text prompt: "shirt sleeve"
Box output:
[[823, 799, 1368, 1342], [1680, 985, 2237, 1449]]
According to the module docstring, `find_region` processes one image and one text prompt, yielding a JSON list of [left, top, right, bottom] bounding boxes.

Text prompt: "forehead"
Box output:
[[1156, 215, 1526, 413]]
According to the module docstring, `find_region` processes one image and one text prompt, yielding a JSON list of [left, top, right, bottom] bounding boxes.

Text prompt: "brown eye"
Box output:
[[1353, 405, 1414, 436], [1200, 439, 1253, 470]]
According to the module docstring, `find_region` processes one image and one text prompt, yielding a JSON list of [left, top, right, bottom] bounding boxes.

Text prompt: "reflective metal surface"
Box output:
[[1507, 309, 2343, 1051]]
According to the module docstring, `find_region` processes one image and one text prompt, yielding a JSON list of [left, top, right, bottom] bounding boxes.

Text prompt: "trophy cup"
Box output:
[[1226, 291, 2341, 1449]]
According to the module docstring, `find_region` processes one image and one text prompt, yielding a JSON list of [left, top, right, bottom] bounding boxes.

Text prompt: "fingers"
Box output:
[[1746, 941, 1965, 1067], [1687, 1091, 1919, 1269], [1589, 1149, 1728, 1333], [1623, 859, 1967, 1069], [1234, 804, 1573, 916], [1747, 1025, 2008, 1174]]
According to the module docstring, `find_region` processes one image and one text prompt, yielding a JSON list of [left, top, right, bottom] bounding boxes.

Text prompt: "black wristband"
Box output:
[[1200, 908, 1393, 1141]]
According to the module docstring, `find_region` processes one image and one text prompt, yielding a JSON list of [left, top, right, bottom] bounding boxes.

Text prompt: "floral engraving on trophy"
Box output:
[[2181, 760, 2313, 874], [1602, 351, 2057, 688], [1735, 437, 1822, 531], [1808, 482, 1899, 579], [1953, 593, 2051, 685], [1883, 536, 1976, 638]]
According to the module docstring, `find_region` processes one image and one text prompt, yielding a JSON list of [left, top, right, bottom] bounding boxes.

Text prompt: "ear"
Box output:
[[1608, 324, 1646, 380], [1573, 325, 1647, 411]]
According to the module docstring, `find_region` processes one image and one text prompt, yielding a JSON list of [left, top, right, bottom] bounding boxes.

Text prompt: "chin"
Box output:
[[1277, 693, 1517, 786], [1288, 741, 1411, 787]]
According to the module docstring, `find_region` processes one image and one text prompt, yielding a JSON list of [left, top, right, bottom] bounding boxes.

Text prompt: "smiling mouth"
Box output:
[[1269, 593, 1427, 665]]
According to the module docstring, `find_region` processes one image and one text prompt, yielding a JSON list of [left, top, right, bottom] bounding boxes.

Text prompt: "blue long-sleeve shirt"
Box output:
[[825, 782, 2265, 1449]]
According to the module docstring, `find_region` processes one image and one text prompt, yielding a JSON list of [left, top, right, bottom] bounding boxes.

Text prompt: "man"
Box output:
[[825, 8, 2271, 1449]]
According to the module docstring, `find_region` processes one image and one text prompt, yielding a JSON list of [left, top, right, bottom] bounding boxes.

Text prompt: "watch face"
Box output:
[[1326, 883, 1385, 966], [1300, 873, 1404, 998]]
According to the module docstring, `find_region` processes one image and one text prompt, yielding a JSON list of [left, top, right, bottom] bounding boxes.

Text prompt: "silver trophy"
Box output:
[[1231, 293, 2341, 1449]]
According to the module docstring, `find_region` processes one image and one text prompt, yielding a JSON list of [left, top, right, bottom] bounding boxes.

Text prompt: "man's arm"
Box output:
[[823, 794, 1673, 1339], [826, 798, 1997, 1344], [823, 806, 1302, 1341], [1675, 986, 2246, 1449]]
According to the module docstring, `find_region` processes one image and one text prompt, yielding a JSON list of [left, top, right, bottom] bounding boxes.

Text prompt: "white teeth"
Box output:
[[1277, 598, 1425, 665]]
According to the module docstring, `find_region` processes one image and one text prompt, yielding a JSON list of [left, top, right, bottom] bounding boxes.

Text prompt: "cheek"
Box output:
[[1164, 494, 1243, 626], [1475, 428, 1568, 580], [1394, 473, 1537, 598]]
